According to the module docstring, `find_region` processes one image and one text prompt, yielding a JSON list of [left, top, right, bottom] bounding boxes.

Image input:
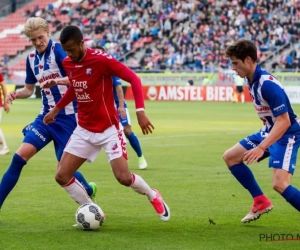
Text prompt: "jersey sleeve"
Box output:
[[112, 76, 122, 87], [56, 83, 76, 110], [102, 54, 144, 109], [25, 56, 37, 84], [54, 43, 67, 77], [56, 60, 76, 109], [0, 73, 3, 82], [261, 80, 288, 116]]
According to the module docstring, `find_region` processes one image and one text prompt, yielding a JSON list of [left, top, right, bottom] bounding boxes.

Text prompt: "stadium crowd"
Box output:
[[1, 0, 300, 74]]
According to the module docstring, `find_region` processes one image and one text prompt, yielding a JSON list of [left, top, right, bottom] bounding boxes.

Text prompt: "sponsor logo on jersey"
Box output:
[[72, 80, 88, 89], [255, 105, 270, 112], [38, 73, 60, 84], [244, 137, 257, 148], [273, 104, 285, 112]]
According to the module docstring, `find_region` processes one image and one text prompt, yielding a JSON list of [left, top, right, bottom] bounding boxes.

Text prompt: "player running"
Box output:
[[223, 39, 300, 223], [43, 25, 170, 222], [0, 17, 97, 211]]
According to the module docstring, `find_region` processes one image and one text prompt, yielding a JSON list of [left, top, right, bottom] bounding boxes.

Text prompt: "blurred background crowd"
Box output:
[[0, 0, 300, 76]]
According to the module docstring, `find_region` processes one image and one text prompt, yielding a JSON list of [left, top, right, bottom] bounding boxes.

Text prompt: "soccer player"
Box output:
[[43, 25, 170, 222], [95, 46, 147, 169], [232, 74, 245, 104], [223, 39, 300, 223], [0, 72, 10, 155], [0, 17, 97, 211]]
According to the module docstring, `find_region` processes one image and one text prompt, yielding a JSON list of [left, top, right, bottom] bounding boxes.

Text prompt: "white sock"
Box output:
[[0, 128, 7, 149], [130, 174, 156, 200], [62, 177, 93, 204], [241, 94, 245, 103]]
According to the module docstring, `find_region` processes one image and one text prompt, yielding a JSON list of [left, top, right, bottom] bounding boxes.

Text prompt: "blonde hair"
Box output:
[[24, 17, 49, 38]]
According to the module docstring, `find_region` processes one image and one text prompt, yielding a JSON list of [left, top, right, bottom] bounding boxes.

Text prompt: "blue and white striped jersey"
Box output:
[[25, 39, 77, 116], [112, 76, 127, 108], [247, 65, 300, 134]]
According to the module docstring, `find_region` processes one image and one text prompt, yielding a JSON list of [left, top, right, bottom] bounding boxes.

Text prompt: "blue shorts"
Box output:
[[118, 108, 131, 127], [240, 131, 300, 174], [22, 114, 77, 161]]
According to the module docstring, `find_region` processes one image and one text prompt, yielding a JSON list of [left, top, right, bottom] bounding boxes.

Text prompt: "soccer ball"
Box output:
[[75, 203, 105, 230]]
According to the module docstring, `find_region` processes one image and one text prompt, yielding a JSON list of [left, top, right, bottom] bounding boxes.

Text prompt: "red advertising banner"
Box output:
[[125, 86, 252, 102]]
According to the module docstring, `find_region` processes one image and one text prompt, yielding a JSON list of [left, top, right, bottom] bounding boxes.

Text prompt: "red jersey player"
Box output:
[[43, 25, 170, 222], [0, 72, 10, 155]]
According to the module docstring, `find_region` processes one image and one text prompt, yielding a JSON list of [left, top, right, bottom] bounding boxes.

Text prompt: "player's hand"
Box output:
[[3, 103, 10, 113], [243, 146, 265, 165], [6, 91, 17, 104], [136, 110, 154, 135], [40, 79, 57, 89], [43, 108, 59, 125], [118, 106, 126, 119]]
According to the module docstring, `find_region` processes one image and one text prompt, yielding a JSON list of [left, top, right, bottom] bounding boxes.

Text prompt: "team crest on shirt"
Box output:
[[86, 68, 92, 75]]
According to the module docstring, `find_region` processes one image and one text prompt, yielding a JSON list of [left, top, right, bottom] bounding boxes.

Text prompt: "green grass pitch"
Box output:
[[0, 99, 300, 250]]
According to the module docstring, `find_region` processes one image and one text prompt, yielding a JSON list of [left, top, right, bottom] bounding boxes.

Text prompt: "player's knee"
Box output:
[[116, 173, 132, 186], [272, 180, 289, 194], [55, 171, 69, 185], [222, 150, 232, 166], [123, 126, 132, 137]]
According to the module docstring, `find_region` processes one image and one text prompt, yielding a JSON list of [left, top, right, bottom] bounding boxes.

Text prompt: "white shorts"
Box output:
[[0, 107, 2, 123], [64, 123, 127, 163]]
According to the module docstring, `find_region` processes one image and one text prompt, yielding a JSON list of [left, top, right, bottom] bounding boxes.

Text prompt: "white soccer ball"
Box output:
[[75, 203, 105, 230]]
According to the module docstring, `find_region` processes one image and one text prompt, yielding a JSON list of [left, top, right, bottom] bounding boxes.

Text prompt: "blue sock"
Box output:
[[74, 171, 93, 196], [127, 132, 142, 157], [0, 154, 27, 209], [229, 163, 263, 198], [281, 185, 300, 211]]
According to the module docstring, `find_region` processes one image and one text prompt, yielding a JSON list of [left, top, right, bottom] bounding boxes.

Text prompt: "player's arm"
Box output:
[[258, 82, 291, 150], [244, 81, 290, 164], [258, 112, 290, 150], [7, 57, 37, 104], [40, 76, 70, 89], [105, 56, 153, 134], [41, 44, 70, 89], [113, 77, 126, 119], [7, 84, 35, 104], [0, 79, 10, 112], [43, 81, 76, 124]]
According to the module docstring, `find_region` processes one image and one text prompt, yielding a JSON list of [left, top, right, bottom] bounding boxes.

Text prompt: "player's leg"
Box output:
[[57, 125, 100, 205], [56, 152, 94, 204], [239, 88, 245, 103], [51, 115, 97, 199], [104, 124, 170, 221], [0, 107, 9, 155], [121, 108, 147, 169], [0, 118, 52, 209], [223, 131, 272, 223], [232, 87, 238, 103], [270, 135, 300, 211]]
